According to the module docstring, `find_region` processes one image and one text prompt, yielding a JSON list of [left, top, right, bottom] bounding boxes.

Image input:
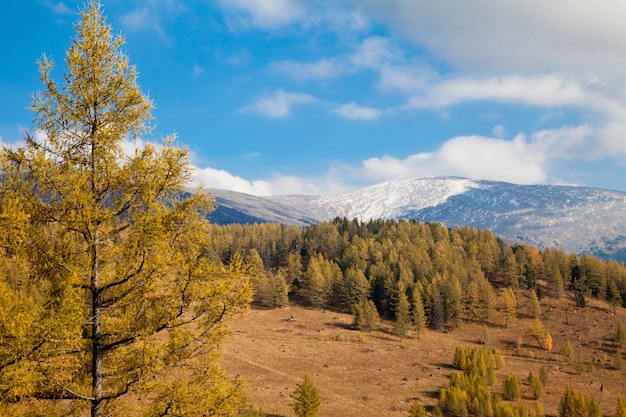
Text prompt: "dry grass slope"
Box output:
[[223, 296, 626, 417]]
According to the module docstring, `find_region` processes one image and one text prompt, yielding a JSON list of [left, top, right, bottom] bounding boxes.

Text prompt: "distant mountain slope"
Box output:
[[207, 189, 316, 227], [207, 177, 626, 261]]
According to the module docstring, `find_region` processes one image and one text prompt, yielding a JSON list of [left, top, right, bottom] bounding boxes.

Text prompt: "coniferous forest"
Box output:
[[2, 2, 626, 416]]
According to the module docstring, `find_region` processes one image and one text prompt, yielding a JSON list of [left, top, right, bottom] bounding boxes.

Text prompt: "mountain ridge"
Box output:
[[205, 177, 626, 261]]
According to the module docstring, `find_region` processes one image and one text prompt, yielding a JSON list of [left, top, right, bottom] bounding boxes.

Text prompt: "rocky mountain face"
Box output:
[[207, 177, 626, 261]]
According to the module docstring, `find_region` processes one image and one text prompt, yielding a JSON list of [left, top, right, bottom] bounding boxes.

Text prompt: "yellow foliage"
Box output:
[[0, 2, 251, 416]]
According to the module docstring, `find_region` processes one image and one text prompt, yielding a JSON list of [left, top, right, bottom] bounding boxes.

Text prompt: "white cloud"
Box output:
[[407, 74, 586, 109], [333, 102, 382, 120], [192, 65, 205, 77], [270, 58, 348, 82], [42, 0, 72, 15], [353, 1, 626, 84], [492, 125, 505, 138], [359, 134, 551, 185], [219, 0, 305, 29], [120, 7, 152, 31], [240, 90, 317, 118], [190, 165, 351, 196]]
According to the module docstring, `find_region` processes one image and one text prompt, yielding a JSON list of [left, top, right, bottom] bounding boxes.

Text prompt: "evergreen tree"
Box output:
[[617, 395, 626, 417], [502, 374, 522, 401], [528, 289, 542, 319], [411, 289, 427, 339], [247, 248, 270, 306], [615, 349, 624, 370], [539, 365, 549, 387], [266, 269, 290, 308], [550, 267, 565, 299], [503, 287, 517, 327], [616, 322, 626, 348], [303, 253, 331, 307], [463, 280, 480, 321], [608, 282, 623, 314], [408, 400, 427, 417], [558, 387, 602, 417], [0, 3, 251, 416], [291, 374, 321, 417], [351, 299, 380, 331], [343, 267, 370, 308], [394, 281, 411, 338], [528, 372, 543, 399]]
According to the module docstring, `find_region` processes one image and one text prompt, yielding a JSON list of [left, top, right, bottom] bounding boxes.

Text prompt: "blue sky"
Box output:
[[2, 1, 626, 195]]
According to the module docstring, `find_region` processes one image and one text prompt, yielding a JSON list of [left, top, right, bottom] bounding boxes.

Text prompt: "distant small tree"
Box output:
[[531, 401, 546, 417], [616, 395, 626, 417], [608, 283, 623, 314], [291, 374, 321, 417], [558, 386, 602, 417], [616, 322, 626, 348], [528, 289, 542, 319], [408, 400, 427, 417], [526, 319, 552, 350], [394, 281, 411, 338], [539, 365, 549, 386], [481, 324, 489, 345], [351, 299, 380, 331], [528, 372, 543, 399], [503, 287, 517, 327], [615, 350, 624, 370], [502, 374, 522, 400], [411, 289, 427, 339], [543, 331, 553, 351]]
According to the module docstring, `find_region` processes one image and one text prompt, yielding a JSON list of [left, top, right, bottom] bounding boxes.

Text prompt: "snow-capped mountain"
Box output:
[[208, 177, 626, 261]]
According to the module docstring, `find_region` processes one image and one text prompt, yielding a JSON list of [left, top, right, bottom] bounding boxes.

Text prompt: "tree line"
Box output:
[[204, 218, 626, 330]]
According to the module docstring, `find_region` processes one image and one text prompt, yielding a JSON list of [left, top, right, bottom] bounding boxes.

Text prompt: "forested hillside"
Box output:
[[205, 218, 626, 324], [211, 218, 626, 416]]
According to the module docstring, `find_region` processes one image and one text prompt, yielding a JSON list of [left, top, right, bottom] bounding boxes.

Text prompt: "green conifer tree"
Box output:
[[411, 289, 427, 339], [394, 281, 411, 338], [616, 322, 626, 348], [616, 395, 626, 417], [539, 365, 549, 386], [408, 400, 427, 417], [528, 289, 542, 319], [291, 374, 322, 417], [503, 287, 517, 327]]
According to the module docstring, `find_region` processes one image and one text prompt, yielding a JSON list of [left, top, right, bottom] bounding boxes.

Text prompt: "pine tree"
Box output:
[[394, 281, 411, 338], [408, 399, 427, 417], [539, 365, 549, 386], [343, 267, 370, 308], [616, 322, 626, 348], [247, 248, 270, 305], [351, 299, 380, 331], [291, 374, 322, 417], [411, 289, 427, 339], [528, 372, 543, 399], [503, 287, 517, 327], [303, 253, 331, 307], [558, 386, 602, 417], [616, 395, 626, 417], [528, 289, 542, 319], [615, 350, 624, 370], [0, 3, 251, 416]]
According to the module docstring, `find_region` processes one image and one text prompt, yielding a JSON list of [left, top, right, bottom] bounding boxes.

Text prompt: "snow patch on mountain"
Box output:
[[210, 176, 626, 261], [274, 177, 481, 221]]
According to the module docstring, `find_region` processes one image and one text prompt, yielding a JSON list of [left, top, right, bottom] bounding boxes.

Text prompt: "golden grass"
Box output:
[[222, 296, 626, 417]]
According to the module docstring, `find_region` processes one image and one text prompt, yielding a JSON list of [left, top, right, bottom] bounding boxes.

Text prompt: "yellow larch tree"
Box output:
[[0, 2, 251, 416]]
